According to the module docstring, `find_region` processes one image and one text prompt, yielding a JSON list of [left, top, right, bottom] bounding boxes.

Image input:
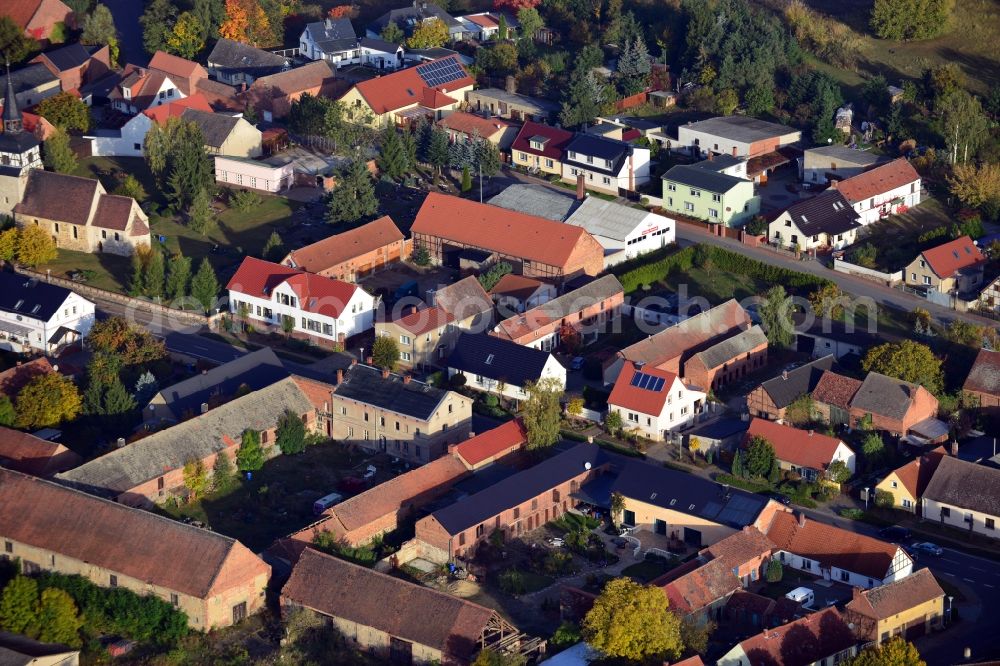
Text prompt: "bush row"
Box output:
[[615, 245, 696, 294]]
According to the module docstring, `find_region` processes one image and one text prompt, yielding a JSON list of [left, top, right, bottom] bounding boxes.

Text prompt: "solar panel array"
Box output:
[[716, 494, 764, 527], [630, 371, 665, 392], [417, 57, 466, 88]]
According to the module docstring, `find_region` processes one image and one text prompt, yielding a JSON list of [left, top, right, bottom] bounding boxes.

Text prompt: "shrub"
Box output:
[[228, 189, 263, 212], [614, 245, 695, 294], [449, 373, 467, 389], [874, 489, 895, 508], [498, 568, 526, 595], [766, 560, 783, 583], [839, 508, 866, 520]]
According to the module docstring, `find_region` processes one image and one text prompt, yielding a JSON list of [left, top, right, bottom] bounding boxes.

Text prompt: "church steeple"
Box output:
[[3, 62, 22, 134]]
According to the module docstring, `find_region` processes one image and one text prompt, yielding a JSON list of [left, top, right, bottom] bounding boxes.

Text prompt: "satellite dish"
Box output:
[[585, 462, 592, 470]]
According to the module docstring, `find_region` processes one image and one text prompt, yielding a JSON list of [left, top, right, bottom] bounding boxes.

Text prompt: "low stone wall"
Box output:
[[832, 258, 902, 285]]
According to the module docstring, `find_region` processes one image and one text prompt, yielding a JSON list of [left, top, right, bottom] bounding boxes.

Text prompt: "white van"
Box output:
[[312, 492, 343, 515], [785, 587, 815, 608]]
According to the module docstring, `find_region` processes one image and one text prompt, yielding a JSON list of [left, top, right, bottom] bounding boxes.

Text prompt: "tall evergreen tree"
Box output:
[[377, 127, 408, 180], [128, 248, 147, 297], [187, 187, 216, 236], [325, 159, 377, 224], [144, 248, 165, 299], [43, 131, 77, 174], [400, 127, 417, 169], [167, 122, 213, 211], [475, 139, 501, 177], [560, 70, 608, 128], [261, 230, 284, 261], [165, 253, 192, 301], [236, 429, 264, 471], [191, 258, 219, 313], [426, 126, 450, 174], [140, 0, 178, 55]]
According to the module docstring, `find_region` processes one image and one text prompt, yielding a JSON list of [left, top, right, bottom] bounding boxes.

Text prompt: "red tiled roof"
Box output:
[[392, 305, 454, 336], [149, 50, 206, 81], [465, 13, 499, 27], [619, 300, 750, 369], [283, 216, 404, 274], [703, 527, 773, 569], [253, 60, 336, 97], [766, 511, 902, 580], [0, 358, 53, 397], [92, 194, 135, 231], [2, 0, 63, 30], [282, 548, 498, 660], [964, 348, 1000, 397], [13, 171, 100, 226], [326, 454, 469, 533], [437, 111, 510, 138], [834, 158, 920, 204], [130, 216, 150, 237], [845, 568, 944, 622], [746, 418, 849, 472], [227, 256, 359, 319], [453, 419, 527, 467], [737, 607, 856, 666], [607, 361, 679, 416], [489, 273, 546, 300], [661, 558, 740, 614], [0, 468, 269, 599], [920, 235, 986, 280], [351, 57, 473, 115], [143, 94, 213, 124], [811, 371, 862, 410], [511, 121, 574, 161], [0, 426, 81, 477], [886, 446, 945, 498], [412, 192, 596, 269]]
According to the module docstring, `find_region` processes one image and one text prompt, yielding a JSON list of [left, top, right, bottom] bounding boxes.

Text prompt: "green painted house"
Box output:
[[661, 164, 760, 227]]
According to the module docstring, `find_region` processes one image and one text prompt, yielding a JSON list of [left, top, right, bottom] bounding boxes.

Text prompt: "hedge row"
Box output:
[[615, 245, 697, 294], [35, 572, 189, 645], [714, 473, 771, 494]]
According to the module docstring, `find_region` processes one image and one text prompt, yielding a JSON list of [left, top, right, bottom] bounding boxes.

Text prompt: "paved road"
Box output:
[[673, 224, 999, 330], [100, 0, 146, 66]]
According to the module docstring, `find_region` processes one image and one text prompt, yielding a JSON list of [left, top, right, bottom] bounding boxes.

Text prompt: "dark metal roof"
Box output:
[[611, 459, 769, 529], [0, 63, 58, 96], [207, 38, 287, 74], [689, 154, 743, 172], [0, 131, 38, 153], [305, 18, 358, 53], [447, 333, 553, 387], [154, 347, 289, 418], [371, 2, 462, 31], [791, 313, 880, 347], [38, 43, 92, 72], [757, 355, 834, 409], [0, 272, 73, 322], [923, 455, 1000, 517], [359, 37, 401, 52], [564, 134, 630, 175], [782, 190, 862, 237], [333, 364, 449, 421], [179, 108, 242, 148], [662, 164, 747, 193], [432, 443, 611, 533], [686, 417, 749, 441]]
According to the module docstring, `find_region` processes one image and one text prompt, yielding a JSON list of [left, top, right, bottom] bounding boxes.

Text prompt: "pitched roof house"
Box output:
[[564, 197, 676, 268], [768, 189, 862, 251], [605, 299, 752, 384], [921, 455, 1000, 540], [904, 235, 986, 295], [0, 357, 53, 397], [963, 348, 1000, 415], [0, 468, 270, 630], [562, 132, 651, 196], [282, 548, 523, 665], [411, 192, 605, 281], [489, 273, 557, 315], [0, 426, 81, 477], [247, 60, 339, 121], [89, 94, 213, 158], [281, 215, 407, 280], [447, 332, 566, 401], [207, 38, 288, 86], [607, 361, 706, 441], [2, 0, 72, 41], [718, 607, 858, 666], [436, 111, 517, 149], [299, 17, 358, 63], [745, 418, 856, 481], [179, 107, 262, 157], [659, 557, 741, 619], [58, 377, 317, 506], [832, 157, 921, 225], [339, 55, 473, 127], [683, 324, 769, 393], [810, 370, 863, 426], [510, 121, 574, 177], [0, 272, 95, 354], [849, 371, 941, 440], [844, 568, 945, 643], [875, 446, 945, 513], [450, 419, 527, 469], [13, 171, 151, 256], [747, 356, 834, 420], [492, 274, 623, 350], [32, 43, 111, 92], [766, 511, 912, 588], [367, 0, 465, 41]]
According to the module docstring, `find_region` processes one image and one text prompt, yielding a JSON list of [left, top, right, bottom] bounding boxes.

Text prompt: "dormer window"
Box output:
[[123, 88, 131, 99]]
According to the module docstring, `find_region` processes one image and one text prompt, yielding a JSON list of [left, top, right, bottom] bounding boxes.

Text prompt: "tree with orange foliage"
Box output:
[[219, 0, 271, 47], [328, 4, 357, 19], [494, 0, 540, 12]]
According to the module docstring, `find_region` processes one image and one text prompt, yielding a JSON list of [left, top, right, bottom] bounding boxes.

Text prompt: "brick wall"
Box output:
[[683, 343, 768, 393]]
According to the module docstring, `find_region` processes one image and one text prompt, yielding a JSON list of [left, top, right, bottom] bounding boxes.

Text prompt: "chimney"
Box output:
[[350, 358, 358, 366], [336, 368, 344, 385], [808, 429, 813, 437], [707, 151, 714, 161], [782, 370, 788, 380], [576, 173, 586, 200], [852, 587, 863, 602], [366, 356, 374, 365], [201, 402, 209, 414], [403, 374, 412, 384], [950, 440, 959, 456], [382, 368, 390, 379], [797, 512, 806, 528], [505, 75, 516, 95], [829, 179, 838, 190], [14, 361, 20, 367], [116, 437, 126, 448]]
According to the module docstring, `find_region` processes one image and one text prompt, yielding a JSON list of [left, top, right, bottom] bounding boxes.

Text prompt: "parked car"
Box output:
[[767, 492, 791, 506], [912, 541, 944, 556], [878, 526, 912, 542], [570, 356, 585, 371]]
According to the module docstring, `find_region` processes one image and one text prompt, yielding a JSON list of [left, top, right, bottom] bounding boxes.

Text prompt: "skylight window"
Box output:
[[13, 300, 23, 310], [485, 354, 494, 365]]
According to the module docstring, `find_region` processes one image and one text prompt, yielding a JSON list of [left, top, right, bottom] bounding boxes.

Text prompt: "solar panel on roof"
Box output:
[[630, 371, 664, 392], [417, 57, 466, 88]]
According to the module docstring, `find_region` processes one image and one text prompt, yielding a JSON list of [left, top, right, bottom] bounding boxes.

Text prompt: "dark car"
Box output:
[[767, 492, 791, 506], [878, 526, 912, 542], [912, 541, 944, 556]]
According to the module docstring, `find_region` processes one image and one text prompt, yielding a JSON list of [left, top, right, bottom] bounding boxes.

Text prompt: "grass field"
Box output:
[[847, 195, 954, 273], [798, 0, 1000, 95], [53, 156, 302, 294]]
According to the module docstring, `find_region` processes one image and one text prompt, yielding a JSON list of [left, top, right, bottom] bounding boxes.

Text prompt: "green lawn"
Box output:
[[157, 440, 368, 552], [848, 195, 954, 273], [659, 265, 769, 303], [57, 156, 302, 294], [621, 557, 679, 583]]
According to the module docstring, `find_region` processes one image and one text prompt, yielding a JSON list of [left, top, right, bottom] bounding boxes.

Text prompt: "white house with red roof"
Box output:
[[227, 257, 376, 346], [904, 235, 986, 296], [89, 95, 213, 157], [745, 418, 855, 482], [607, 361, 706, 440], [832, 157, 921, 225]]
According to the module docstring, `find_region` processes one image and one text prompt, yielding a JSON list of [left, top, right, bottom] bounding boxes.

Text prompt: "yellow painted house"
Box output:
[[511, 121, 574, 177], [874, 447, 945, 513], [845, 569, 946, 643], [339, 55, 473, 128]]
